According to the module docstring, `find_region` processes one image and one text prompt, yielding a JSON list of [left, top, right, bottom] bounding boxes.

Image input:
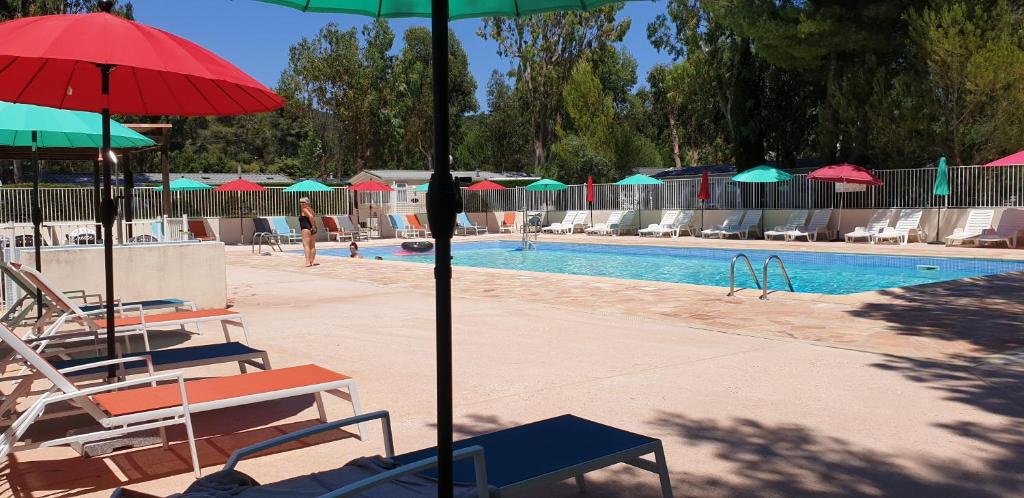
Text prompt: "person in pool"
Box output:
[[349, 241, 362, 259], [299, 197, 318, 267]]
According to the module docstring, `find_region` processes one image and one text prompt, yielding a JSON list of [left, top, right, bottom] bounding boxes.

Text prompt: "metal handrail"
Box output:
[[728, 253, 761, 296], [761, 255, 795, 300]]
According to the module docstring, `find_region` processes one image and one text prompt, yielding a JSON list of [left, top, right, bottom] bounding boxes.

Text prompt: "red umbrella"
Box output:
[[349, 180, 395, 232], [465, 179, 506, 191], [215, 179, 268, 244], [0, 3, 284, 383], [586, 176, 595, 227], [808, 163, 883, 185], [984, 150, 1024, 167], [698, 169, 710, 231]]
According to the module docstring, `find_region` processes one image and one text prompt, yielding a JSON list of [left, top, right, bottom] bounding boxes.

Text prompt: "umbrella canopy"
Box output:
[[933, 157, 950, 196], [153, 178, 212, 192], [215, 178, 268, 192], [731, 165, 792, 183], [586, 176, 595, 203], [0, 13, 284, 116], [808, 163, 883, 185], [414, 183, 430, 192], [984, 150, 1024, 167], [0, 101, 153, 148], [616, 173, 664, 186], [284, 179, 334, 192], [466, 179, 506, 191], [525, 178, 568, 191], [254, 0, 628, 20], [698, 169, 711, 201], [349, 179, 395, 192]]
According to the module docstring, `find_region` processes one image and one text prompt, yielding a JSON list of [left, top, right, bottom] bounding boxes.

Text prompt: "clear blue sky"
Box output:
[[129, 0, 671, 111]]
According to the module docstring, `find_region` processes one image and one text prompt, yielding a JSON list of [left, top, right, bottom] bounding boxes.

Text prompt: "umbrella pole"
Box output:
[[429, 3, 455, 496], [30, 131, 42, 319], [98, 64, 118, 380], [239, 192, 244, 245]]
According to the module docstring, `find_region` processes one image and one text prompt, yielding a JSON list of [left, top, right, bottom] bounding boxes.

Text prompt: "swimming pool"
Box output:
[[322, 241, 1024, 295]]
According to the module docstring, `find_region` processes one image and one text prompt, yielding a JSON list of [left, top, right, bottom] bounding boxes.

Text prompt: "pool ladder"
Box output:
[[728, 253, 795, 300]]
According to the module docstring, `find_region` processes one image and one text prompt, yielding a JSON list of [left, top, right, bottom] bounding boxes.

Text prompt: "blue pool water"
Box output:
[[319, 241, 1024, 295]]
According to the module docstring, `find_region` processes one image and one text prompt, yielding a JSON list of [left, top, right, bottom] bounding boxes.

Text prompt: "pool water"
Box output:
[[320, 241, 1024, 295]]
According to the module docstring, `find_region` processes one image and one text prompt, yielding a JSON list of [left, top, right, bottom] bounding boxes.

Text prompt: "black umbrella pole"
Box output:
[[430, 3, 455, 496], [31, 132, 43, 318], [99, 65, 118, 380]]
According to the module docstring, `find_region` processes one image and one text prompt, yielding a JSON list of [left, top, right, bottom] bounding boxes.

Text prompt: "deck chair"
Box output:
[[337, 216, 369, 241], [945, 209, 995, 247], [785, 209, 834, 242], [499, 212, 517, 233], [585, 211, 624, 235], [701, 210, 743, 238], [16, 265, 248, 354], [388, 215, 418, 239], [872, 209, 924, 245], [406, 215, 431, 237], [250, 217, 282, 253], [321, 216, 343, 242], [720, 210, 762, 239], [268, 216, 302, 244], [0, 323, 362, 478], [764, 210, 809, 240], [974, 209, 1024, 248], [638, 210, 681, 237], [567, 211, 590, 233], [845, 208, 896, 243], [595, 210, 637, 236], [457, 213, 487, 235], [542, 211, 577, 234], [187, 220, 216, 242], [117, 410, 673, 498]]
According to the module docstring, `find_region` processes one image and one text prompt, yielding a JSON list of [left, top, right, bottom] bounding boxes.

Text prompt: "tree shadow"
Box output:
[[853, 271, 1024, 356]]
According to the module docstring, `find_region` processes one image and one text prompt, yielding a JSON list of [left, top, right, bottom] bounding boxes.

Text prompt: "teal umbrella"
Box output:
[[930, 156, 949, 243], [153, 178, 213, 192], [525, 178, 568, 191], [414, 183, 430, 192], [731, 165, 793, 234], [283, 179, 333, 192], [616, 174, 664, 232]]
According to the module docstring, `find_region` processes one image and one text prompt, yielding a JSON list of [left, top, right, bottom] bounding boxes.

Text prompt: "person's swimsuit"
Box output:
[[299, 215, 313, 231]]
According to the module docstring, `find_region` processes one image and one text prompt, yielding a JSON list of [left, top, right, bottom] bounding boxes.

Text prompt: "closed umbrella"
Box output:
[[215, 178, 267, 244], [0, 1, 284, 380], [808, 163, 883, 240], [616, 174, 664, 233], [586, 175, 595, 227], [698, 169, 710, 231], [731, 165, 793, 234], [0, 101, 153, 316], [253, 1, 639, 492], [929, 157, 950, 244]]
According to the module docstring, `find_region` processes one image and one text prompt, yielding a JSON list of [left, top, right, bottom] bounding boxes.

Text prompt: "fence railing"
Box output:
[[1, 165, 1021, 223]]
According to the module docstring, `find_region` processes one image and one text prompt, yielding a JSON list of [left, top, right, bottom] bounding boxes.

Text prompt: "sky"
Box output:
[[129, 0, 672, 111]]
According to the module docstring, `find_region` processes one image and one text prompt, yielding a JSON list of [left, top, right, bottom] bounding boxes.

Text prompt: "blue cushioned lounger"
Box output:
[[50, 342, 269, 381], [79, 299, 190, 314]]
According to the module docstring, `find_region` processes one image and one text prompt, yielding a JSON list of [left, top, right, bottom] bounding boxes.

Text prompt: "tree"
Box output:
[[480, 7, 630, 168], [454, 71, 531, 171]]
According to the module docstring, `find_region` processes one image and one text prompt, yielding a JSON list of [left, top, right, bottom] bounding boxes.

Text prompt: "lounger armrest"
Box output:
[[64, 290, 103, 303], [57, 354, 154, 375], [319, 445, 488, 498], [48, 371, 186, 403], [225, 410, 396, 471], [77, 303, 144, 317]]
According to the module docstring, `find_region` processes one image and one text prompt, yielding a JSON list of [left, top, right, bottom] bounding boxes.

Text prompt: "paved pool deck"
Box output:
[[3, 236, 1022, 497]]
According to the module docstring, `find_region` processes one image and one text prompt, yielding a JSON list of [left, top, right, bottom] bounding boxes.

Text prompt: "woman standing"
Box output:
[[299, 197, 318, 267]]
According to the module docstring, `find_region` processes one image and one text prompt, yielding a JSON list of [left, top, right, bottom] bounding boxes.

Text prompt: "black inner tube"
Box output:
[[402, 241, 434, 253]]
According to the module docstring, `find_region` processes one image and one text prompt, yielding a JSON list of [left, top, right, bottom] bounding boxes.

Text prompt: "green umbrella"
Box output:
[[414, 183, 430, 192], [283, 179, 333, 192], [153, 178, 213, 192], [929, 156, 949, 243], [255, 0, 627, 19], [616, 174, 664, 232], [731, 165, 792, 234], [525, 178, 568, 191]]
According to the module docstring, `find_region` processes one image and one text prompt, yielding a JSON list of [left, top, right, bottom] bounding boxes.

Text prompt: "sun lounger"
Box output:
[[720, 210, 762, 239], [542, 211, 577, 234], [972, 209, 1024, 248], [0, 323, 362, 478], [638, 210, 681, 237], [701, 210, 743, 238], [945, 209, 995, 247], [457, 213, 487, 235], [187, 220, 216, 242], [871, 208, 924, 245], [784, 209, 834, 242], [119, 410, 673, 497], [587, 210, 636, 236], [388, 214, 418, 239], [499, 212, 517, 233], [405, 214, 431, 238], [845, 208, 896, 243], [250, 217, 282, 253], [268, 216, 302, 244], [585, 210, 624, 235], [337, 215, 369, 241], [568, 211, 590, 233], [763, 210, 808, 240]]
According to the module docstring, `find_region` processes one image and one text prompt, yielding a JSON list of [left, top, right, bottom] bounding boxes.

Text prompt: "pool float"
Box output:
[[401, 241, 434, 253]]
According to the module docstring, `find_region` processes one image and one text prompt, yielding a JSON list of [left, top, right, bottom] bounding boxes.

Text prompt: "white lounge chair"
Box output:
[[567, 211, 590, 233], [607, 210, 638, 236], [585, 211, 624, 235], [638, 210, 681, 237], [872, 209, 925, 245], [0, 323, 362, 478], [764, 210, 808, 240], [720, 210, 762, 239], [974, 209, 1024, 248], [945, 209, 995, 247], [785, 209, 833, 242], [845, 208, 896, 243], [542, 211, 577, 234], [701, 211, 744, 238]]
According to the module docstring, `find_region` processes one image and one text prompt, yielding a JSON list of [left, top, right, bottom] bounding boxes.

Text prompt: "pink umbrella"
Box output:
[[984, 150, 1024, 167], [808, 163, 883, 240], [349, 180, 394, 232]]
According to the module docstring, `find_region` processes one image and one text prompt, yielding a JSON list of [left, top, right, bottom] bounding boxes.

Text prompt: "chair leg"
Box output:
[[347, 384, 366, 439], [314, 392, 327, 423], [655, 445, 674, 498]]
